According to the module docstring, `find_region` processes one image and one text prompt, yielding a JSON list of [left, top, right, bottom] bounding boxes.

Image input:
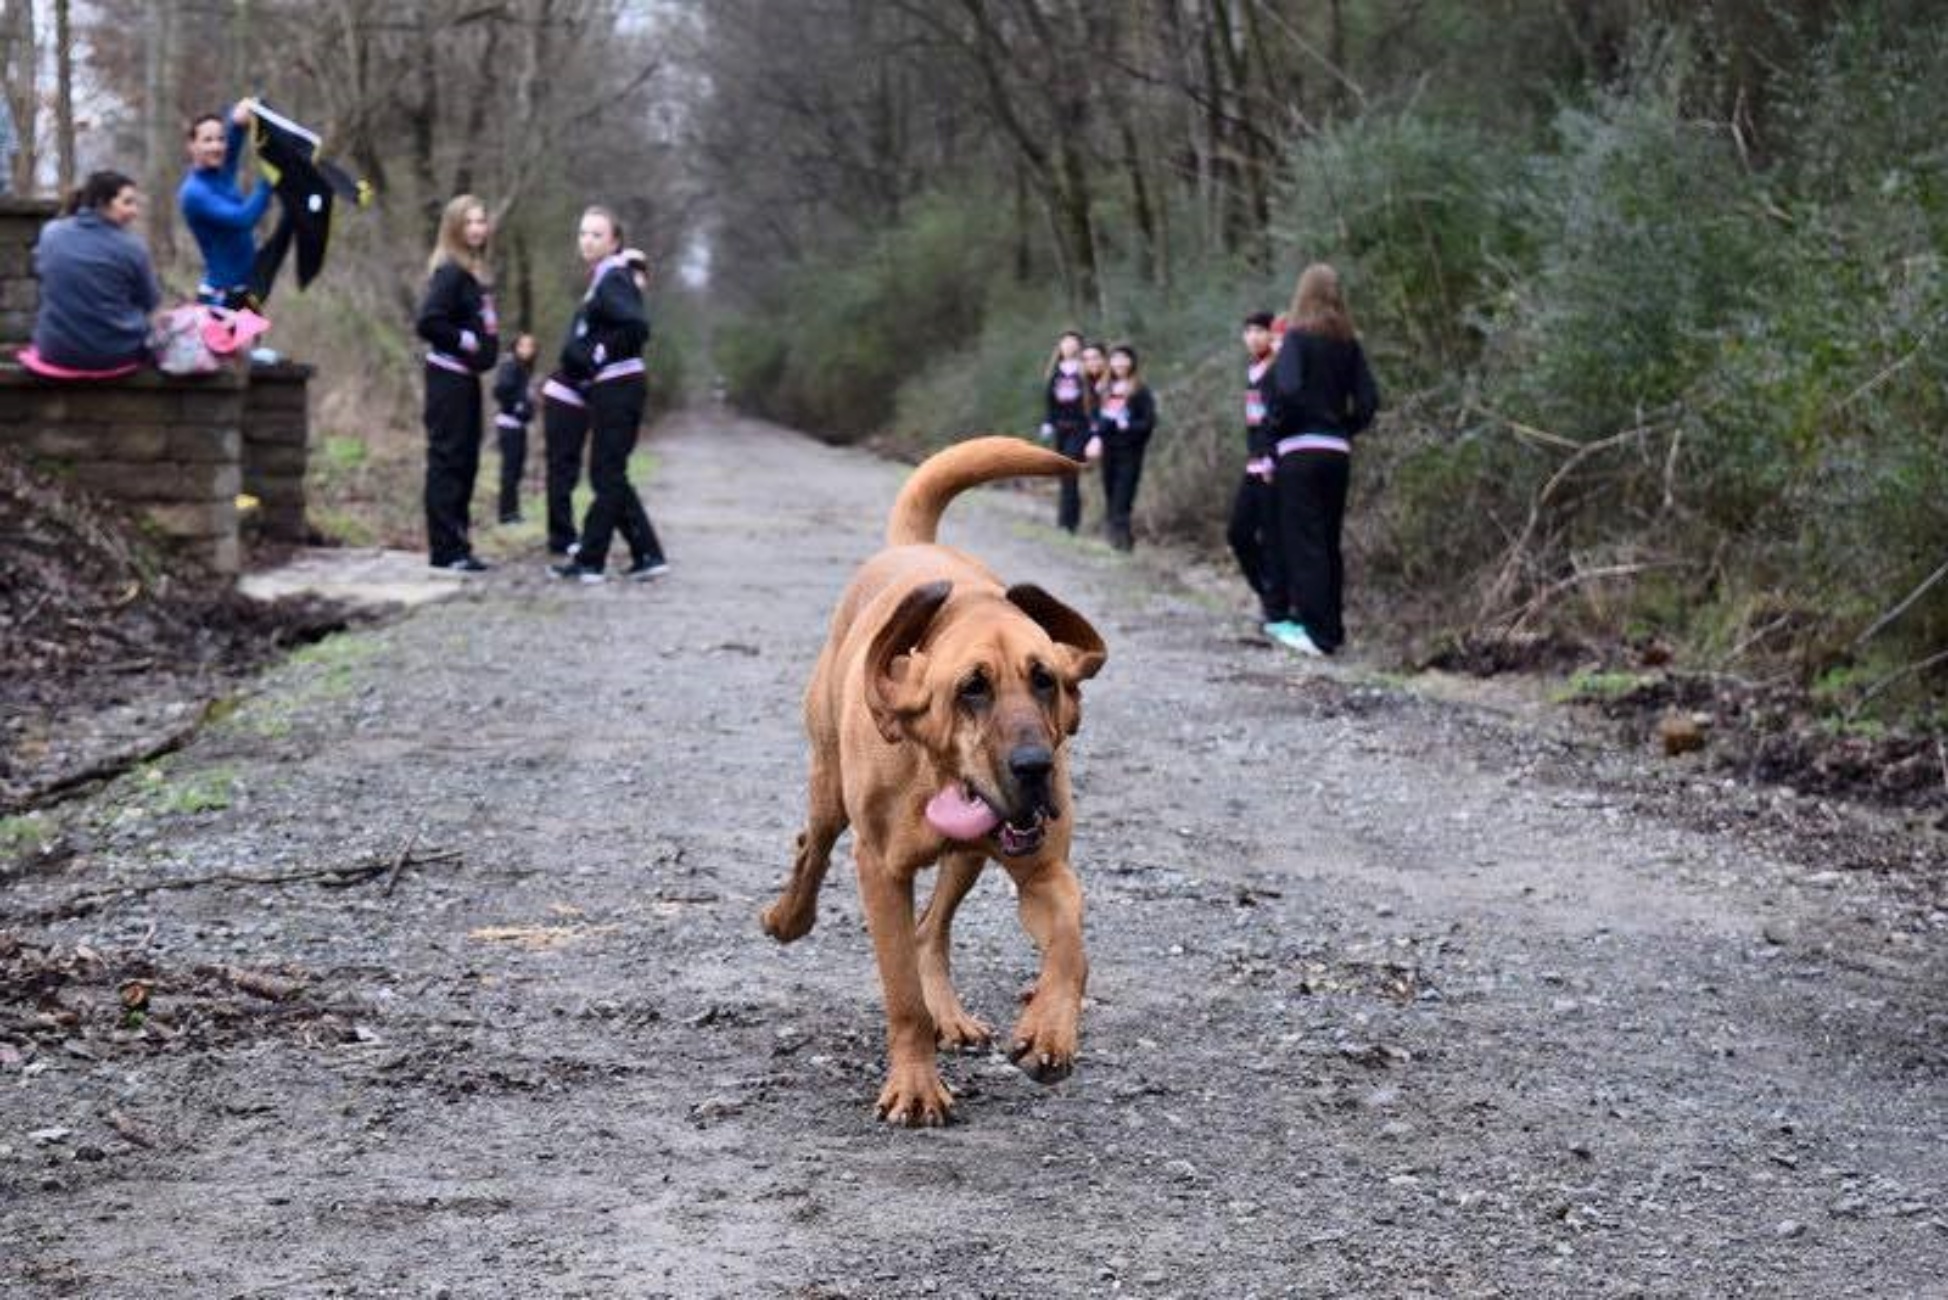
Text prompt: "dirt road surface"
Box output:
[[4, 414, 1945, 1298]]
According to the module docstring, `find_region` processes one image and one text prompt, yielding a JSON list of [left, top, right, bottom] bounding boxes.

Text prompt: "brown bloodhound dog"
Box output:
[[761, 436, 1108, 1125]]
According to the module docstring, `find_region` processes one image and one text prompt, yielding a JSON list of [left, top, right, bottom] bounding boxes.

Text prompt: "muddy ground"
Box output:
[[3, 413, 1945, 1298]]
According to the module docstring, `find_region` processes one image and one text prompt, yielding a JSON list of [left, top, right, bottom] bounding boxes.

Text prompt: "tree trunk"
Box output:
[[1012, 161, 1033, 284], [1328, 0, 1348, 118], [5, 0, 38, 194], [513, 224, 533, 333], [227, 0, 254, 95], [1053, 130, 1101, 317], [452, 14, 502, 198], [53, 0, 73, 194], [141, 0, 175, 253], [1119, 114, 1162, 287], [408, 7, 440, 235], [1198, 3, 1230, 255]]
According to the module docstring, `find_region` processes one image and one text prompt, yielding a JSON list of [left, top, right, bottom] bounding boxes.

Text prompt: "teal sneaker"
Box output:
[[1269, 621, 1324, 657]]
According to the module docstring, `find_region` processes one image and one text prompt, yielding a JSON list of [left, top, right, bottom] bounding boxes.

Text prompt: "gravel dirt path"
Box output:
[[4, 413, 1944, 1298]]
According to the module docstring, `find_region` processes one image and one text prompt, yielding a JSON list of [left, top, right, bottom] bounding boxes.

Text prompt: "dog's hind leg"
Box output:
[[917, 849, 993, 1050], [761, 756, 847, 944]]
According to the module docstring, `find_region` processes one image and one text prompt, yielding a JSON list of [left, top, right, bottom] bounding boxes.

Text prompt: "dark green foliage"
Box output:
[[715, 198, 1003, 441], [714, 7, 1947, 714]]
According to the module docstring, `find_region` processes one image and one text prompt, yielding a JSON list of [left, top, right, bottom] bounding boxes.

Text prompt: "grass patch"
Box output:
[[1553, 670, 1654, 704], [282, 632, 383, 701], [134, 762, 238, 816], [0, 813, 54, 861], [473, 448, 661, 560], [321, 435, 370, 472]]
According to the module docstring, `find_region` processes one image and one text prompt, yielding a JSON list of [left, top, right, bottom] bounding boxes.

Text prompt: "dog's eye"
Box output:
[[1030, 665, 1057, 696], [958, 673, 991, 706]]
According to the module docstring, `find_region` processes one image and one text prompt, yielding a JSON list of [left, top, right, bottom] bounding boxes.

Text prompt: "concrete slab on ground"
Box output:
[[237, 547, 468, 609]]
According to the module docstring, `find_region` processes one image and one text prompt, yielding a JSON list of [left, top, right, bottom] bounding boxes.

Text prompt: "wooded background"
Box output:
[[5, 1, 1945, 714], [692, 0, 1947, 715]]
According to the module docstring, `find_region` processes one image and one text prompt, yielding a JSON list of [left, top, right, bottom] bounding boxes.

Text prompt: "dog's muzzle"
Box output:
[[997, 744, 1056, 857]]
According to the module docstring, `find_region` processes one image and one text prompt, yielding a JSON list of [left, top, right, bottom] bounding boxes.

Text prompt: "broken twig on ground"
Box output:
[[40, 847, 463, 920]]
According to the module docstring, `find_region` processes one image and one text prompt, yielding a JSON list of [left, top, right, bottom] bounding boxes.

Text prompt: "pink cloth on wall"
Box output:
[[16, 346, 141, 380]]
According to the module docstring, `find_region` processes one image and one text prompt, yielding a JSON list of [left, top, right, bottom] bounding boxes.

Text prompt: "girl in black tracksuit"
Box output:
[[1267, 264, 1380, 654], [492, 333, 537, 524], [550, 209, 665, 582], [1096, 345, 1156, 552], [1042, 331, 1094, 533], [1228, 311, 1285, 622], [415, 194, 499, 571]]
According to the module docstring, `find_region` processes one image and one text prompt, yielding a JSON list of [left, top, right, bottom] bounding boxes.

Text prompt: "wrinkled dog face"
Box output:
[[930, 613, 1072, 830], [868, 583, 1106, 854]]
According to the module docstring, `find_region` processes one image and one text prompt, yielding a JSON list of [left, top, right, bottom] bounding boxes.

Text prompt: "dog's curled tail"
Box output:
[[886, 435, 1079, 547]]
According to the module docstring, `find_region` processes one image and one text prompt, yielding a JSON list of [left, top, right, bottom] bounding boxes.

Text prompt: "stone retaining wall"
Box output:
[[0, 197, 61, 350], [0, 365, 249, 573], [240, 361, 314, 544]]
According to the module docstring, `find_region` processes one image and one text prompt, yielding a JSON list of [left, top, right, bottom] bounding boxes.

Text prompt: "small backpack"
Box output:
[[150, 305, 223, 375]]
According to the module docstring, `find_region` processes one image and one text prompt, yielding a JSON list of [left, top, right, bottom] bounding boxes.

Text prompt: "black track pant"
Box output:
[[423, 365, 482, 566], [544, 394, 589, 554], [1055, 423, 1091, 532], [1100, 436, 1147, 551], [1273, 450, 1350, 653], [496, 419, 527, 522], [1228, 471, 1285, 620], [574, 376, 664, 571]]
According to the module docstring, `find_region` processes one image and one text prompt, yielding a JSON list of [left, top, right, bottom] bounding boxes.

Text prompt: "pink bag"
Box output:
[[149, 305, 273, 374], [150, 306, 223, 374]]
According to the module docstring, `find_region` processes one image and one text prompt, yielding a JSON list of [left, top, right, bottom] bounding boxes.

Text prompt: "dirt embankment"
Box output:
[[3, 414, 1944, 1298], [1, 448, 352, 815]]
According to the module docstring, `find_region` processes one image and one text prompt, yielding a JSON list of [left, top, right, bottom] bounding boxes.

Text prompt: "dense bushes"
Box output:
[[716, 17, 1948, 715], [715, 199, 1002, 441]]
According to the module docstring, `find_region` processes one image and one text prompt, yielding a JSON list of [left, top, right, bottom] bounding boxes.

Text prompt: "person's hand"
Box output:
[[621, 248, 651, 287], [231, 98, 258, 126], [1037, 422, 1053, 443], [1083, 435, 1103, 463]]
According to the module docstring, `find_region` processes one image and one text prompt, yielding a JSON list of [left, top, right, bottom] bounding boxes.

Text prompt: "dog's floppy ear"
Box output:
[[865, 580, 952, 744], [1007, 584, 1107, 682]]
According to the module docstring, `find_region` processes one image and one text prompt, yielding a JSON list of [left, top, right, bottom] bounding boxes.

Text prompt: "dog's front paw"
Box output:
[[1007, 1001, 1079, 1085], [876, 1064, 955, 1127], [933, 1007, 994, 1052], [759, 899, 814, 944]]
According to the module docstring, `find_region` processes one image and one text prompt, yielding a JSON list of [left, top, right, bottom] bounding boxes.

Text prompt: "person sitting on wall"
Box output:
[[24, 170, 164, 379], [179, 99, 270, 309]]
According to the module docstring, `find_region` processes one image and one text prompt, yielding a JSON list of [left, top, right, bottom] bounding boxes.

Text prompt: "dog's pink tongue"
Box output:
[[925, 785, 1001, 841]]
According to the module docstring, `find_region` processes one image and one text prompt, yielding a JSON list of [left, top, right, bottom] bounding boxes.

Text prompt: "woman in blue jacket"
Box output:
[[178, 100, 271, 309]]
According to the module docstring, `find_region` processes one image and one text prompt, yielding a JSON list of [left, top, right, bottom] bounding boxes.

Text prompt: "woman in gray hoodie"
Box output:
[[32, 170, 162, 372]]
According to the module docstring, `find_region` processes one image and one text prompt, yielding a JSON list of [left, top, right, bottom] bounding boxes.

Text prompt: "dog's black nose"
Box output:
[[1008, 744, 1054, 780]]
